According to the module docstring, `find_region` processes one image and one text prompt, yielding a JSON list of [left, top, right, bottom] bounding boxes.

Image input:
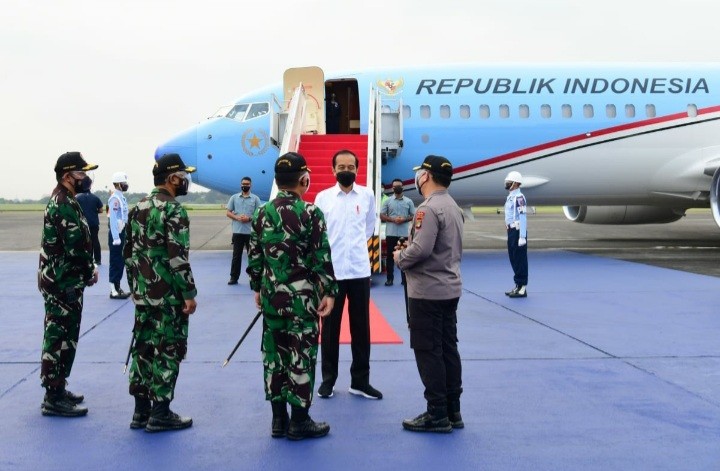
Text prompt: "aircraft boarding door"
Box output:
[[269, 94, 285, 148], [379, 94, 403, 163], [283, 67, 325, 134]]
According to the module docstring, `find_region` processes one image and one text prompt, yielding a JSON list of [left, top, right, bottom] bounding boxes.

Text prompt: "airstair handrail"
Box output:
[[269, 84, 307, 200]]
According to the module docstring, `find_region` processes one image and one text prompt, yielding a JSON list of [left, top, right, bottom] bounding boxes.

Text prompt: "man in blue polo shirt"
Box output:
[[380, 178, 415, 286], [226, 176, 261, 285]]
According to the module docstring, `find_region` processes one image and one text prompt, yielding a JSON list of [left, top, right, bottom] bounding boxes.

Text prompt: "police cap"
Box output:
[[153, 153, 196, 176], [54, 152, 98, 173], [413, 155, 453, 177], [274, 152, 311, 174]]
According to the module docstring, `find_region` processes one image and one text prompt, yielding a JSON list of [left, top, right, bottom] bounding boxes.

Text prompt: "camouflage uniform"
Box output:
[[247, 190, 338, 408], [39, 184, 96, 390], [124, 187, 197, 402]]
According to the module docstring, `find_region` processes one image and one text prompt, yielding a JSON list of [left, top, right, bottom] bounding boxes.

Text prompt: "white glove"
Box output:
[[113, 238, 121, 246], [519, 237, 527, 247]]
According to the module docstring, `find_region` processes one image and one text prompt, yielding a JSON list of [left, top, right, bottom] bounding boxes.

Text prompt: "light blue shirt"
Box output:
[[227, 192, 261, 234], [504, 188, 527, 238], [108, 189, 128, 241], [381, 195, 415, 237]]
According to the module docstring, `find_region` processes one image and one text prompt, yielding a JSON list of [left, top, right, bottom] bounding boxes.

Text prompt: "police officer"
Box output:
[[39, 151, 99, 417], [108, 172, 131, 299], [124, 153, 198, 432], [380, 178, 415, 286], [247, 152, 338, 440], [503, 171, 528, 298], [394, 155, 464, 433], [226, 176, 261, 285]]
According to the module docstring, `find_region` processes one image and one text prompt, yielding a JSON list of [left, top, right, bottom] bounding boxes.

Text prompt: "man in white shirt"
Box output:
[[314, 149, 382, 400]]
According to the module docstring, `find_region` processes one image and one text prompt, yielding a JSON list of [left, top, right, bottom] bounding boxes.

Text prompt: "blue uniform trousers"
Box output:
[[507, 228, 528, 286], [108, 230, 126, 285]]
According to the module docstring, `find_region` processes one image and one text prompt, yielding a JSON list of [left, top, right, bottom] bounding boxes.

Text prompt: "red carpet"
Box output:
[[322, 299, 404, 344]]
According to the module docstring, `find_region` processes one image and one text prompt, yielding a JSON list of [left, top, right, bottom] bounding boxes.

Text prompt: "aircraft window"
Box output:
[[440, 105, 451, 119], [479, 105, 490, 119], [541, 104, 551, 119], [210, 104, 234, 119], [519, 105, 529, 119], [403, 105, 411, 119], [226, 104, 248, 121], [420, 105, 431, 119], [625, 104, 635, 118], [606, 104, 617, 118], [562, 104, 572, 118], [645, 104, 656, 118], [687, 104, 698, 117], [460, 105, 470, 119], [499, 105, 509, 119], [583, 104, 594, 118], [246, 103, 269, 120]]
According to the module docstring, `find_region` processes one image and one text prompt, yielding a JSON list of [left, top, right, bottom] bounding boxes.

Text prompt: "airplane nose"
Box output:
[[154, 126, 197, 170]]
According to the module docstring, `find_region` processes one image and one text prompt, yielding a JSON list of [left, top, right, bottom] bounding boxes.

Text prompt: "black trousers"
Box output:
[[89, 225, 101, 264], [320, 277, 371, 388], [108, 231, 126, 285], [408, 297, 463, 408], [385, 236, 406, 284], [230, 233, 251, 281], [507, 228, 528, 286]]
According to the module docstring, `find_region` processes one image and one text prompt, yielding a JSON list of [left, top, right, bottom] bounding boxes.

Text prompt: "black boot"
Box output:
[[271, 401, 289, 438], [41, 388, 88, 417], [402, 404, 452, 433], [62, 383, 84, 404], [130, 396, 152, 429], [145, 400, 192, 432], [448, 400, 464, 429], [287, 405, 330, 440]]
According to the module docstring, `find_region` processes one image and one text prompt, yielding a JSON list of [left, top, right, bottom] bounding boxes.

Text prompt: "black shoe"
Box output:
[[130, 396, 151, 429], [271, 402, 289, 438], [317, 382, 334, 399], [508, 285, 527, 298], [145, 401, 192, 432], [505, 285, 519, 296], [41, 393, 88, 417], [449, 411, 464, 429], [402, 411, 452, 433], [384, 280, 393, 286], [110, 288, 131, 299], [64, 389, 84, 404], [227, 279, 238, 285], [349, 384, 383, 400], [287, 418, 330, 440]]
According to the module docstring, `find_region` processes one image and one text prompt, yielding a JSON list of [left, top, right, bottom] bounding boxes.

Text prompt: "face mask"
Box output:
[[241, 185, 250, 193], [336, 171, 356, 187], [505, 182, 512, 190], [68, 173, 85, 194], [173, 173, 191, 196], [415, 171, 427, 196], [79, 176, 92, 193], [392, 186, 403, 195], [119, 183, 129, 192]]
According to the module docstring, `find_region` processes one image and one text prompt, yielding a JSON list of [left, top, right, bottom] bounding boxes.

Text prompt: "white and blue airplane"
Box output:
[[155, 64, 720, 228]]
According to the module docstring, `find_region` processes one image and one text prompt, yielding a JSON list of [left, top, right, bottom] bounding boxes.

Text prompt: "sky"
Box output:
[[1, 0, 719, 199]]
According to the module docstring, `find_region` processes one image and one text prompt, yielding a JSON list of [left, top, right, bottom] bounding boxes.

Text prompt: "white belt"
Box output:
[[506, 221, 520, 230]]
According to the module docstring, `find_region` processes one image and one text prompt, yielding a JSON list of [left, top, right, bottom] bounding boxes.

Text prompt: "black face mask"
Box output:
[[393, 186, 403, 195], [78, 176, 92, 193], [174, 176, 189, 196], [505, 182, 512, 190], [336, 171, 356, 187], [119, 183, 129, 192], [241, 185, 251, 193]]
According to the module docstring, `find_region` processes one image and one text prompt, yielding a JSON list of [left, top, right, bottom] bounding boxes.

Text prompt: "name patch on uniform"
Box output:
[[415, 211, 425, 229]]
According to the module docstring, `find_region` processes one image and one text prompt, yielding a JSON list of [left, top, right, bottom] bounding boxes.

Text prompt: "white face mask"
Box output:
[[415, 170, 427, 196]]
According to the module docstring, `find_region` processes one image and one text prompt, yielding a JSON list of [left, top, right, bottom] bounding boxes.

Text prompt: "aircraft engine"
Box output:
[[710, 168, 720, 228], [562, 205, 685, 224]]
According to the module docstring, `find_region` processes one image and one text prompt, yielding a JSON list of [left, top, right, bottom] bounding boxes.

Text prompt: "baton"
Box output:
[[123, 335, 135, 374], [222, 311, 262, 367]]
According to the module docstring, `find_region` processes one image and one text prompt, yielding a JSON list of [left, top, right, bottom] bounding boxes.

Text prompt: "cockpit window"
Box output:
[[245, 103, 269, 120], [226, 104, 248, 121], [210, 104, 233, 119]]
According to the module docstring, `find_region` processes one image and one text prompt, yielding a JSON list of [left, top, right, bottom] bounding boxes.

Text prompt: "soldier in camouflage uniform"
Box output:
[[123, 153, 198, 433], [39, 151, 99, 417], [247, 152, 338, 440]]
